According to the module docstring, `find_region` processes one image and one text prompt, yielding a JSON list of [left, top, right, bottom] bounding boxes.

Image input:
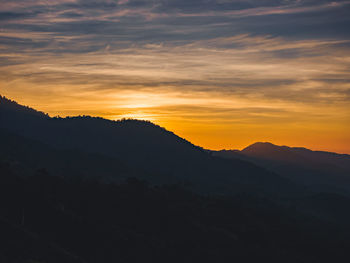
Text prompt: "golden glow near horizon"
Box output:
[[1, 1, 350, 153]]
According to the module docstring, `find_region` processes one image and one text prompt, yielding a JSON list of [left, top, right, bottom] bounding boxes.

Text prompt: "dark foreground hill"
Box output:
[[0, 96, 295, 195], [215, 142, 350, 194], [1, 161, 350, 263]]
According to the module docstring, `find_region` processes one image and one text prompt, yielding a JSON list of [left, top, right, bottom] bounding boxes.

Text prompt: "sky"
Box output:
[[0, 0, 350, 153]]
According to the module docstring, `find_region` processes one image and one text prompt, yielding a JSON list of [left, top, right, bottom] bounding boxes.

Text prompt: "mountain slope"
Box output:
[[215, 142, 350, 194], [1, 162, 350, 263], [0, 96, 295, 195], [0, 128, 138, 182]]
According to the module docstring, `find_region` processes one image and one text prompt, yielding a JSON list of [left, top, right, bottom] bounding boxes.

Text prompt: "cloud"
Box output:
[[1, 34, 349, 105], [0, 0, 349, 152]]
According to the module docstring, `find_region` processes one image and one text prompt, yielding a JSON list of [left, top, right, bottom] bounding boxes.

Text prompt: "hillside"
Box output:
[[2, 96, 350, 262], [1, 162, 350, 263], [215, 142, 350, 194], [0, 96, 294, 195]]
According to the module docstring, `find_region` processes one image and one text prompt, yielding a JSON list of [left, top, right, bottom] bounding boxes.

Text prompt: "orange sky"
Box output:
[[1, 0, 350, 154], [2, 83, 349, 153]]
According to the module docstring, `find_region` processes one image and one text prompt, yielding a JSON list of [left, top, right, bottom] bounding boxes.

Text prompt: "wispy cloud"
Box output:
[[1, 0, 350, 152]]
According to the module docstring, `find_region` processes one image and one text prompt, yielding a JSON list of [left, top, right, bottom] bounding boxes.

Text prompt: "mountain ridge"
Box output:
[[3, 95, 350, 262], [1, 95, 295, 195], [215, 142, 350, 194], [242, 141, 350, 157]]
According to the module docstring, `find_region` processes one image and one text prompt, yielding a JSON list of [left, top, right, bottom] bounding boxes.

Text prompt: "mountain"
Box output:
[[0, 128, 138, 182], [3, 96, 350, 262], [215, 142, 350, 194], [0, 96, 294, 195]]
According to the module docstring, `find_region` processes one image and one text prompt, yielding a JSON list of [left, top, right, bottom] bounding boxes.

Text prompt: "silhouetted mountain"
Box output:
[[215, 142, 350, 194], [3, 96, 350, 262], [0, 128, 137, 182], [0, 95, 296, 195], [0, 95, 48, 118]]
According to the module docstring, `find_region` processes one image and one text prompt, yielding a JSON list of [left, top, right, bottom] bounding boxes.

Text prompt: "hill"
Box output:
[[215, 142, 350, 194], [0, 95, 294, 195], [1, 161, 350, 263], [3, 96, 350, 262]]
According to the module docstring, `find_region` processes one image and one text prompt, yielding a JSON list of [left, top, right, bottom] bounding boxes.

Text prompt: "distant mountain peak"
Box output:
[[240, 142, 308, 164], [242, 142, 286, 153], [243, 142, 275, 149]]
